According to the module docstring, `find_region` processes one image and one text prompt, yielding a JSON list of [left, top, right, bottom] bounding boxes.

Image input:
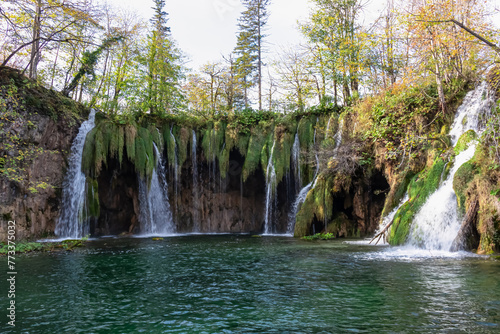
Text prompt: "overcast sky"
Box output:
[[109, 0, 387, 71]]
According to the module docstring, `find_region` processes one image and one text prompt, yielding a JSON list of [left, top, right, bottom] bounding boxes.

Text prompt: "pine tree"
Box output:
[[234, 0, 270, 110], [146, 0, 183, 115]]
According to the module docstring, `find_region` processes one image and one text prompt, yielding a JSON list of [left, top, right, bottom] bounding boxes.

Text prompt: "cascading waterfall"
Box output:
[[192, 130, 200, 232], [286, 126, 320, 235], [263, 140, 277, 235], [449, 81, 494, 145], [291, 133, 301, 191], [55, 109, 96, 239], [334, 118, 344, 151], [371, 193, 410, 244], [169, 126, 179, 214], [138, 144, 175, 235], [407, 82, 495, 250], [325, 116, 332, 136]]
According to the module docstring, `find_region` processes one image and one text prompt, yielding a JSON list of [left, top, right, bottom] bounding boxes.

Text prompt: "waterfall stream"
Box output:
[[55, 109, 96, 239], [406, 82, 495, 250], [286, 126, 320, 235], [263, 140, 277, 235], [192, 130, 200, 232], [138, 144, 175, 235], [291, 133, 301, 191]]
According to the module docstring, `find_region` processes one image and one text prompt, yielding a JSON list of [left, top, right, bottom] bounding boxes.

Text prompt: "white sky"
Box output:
[[108, 0, 388, 71]]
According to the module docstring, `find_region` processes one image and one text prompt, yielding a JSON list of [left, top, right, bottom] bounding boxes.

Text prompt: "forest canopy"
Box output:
[[1, 0, 499, 116]]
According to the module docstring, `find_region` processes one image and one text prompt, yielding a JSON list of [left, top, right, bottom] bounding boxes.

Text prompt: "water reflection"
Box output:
[[1, 236, 499, 333]]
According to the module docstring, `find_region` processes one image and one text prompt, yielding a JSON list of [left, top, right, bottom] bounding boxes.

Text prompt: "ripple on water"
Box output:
[[1, 236, 499, 333]]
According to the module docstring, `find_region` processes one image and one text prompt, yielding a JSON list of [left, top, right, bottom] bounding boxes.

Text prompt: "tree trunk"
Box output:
[[435, 62, 447, 114], [29, 0, 42, 80], [50, 43, 60, 89]]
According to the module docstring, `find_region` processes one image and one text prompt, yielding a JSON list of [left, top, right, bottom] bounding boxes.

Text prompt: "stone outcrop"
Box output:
[[0, 67, 87, 241]]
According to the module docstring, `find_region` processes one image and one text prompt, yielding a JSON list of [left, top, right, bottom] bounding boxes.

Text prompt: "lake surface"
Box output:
[[1, 235, 500, 333]]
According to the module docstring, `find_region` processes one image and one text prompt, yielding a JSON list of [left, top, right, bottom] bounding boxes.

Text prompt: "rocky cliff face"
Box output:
[[92, 149, 289, 236], [0, 67, 87, 241]]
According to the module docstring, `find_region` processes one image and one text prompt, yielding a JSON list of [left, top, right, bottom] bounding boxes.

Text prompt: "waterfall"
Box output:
[[263, 139, 277, 235], [334, 118, 344, 151], [407, 83, 495, 250], [55, 109, 96, 239], [192, 130, 200, 232], [448, 81, 494, 145], [286, 127, 320, 235], [371, 193, 410, 244], [291, 133, 301, 190], [407, 144, 477, 250], [325, 116, 332, 137], [138, 144, 175, 235], [169, 126, 179, 214]]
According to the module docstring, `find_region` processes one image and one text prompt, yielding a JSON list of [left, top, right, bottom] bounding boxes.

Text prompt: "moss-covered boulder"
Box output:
[[453, 160, 478, 212], [389, 157, 447, 245], [454, 130, 477, 155]]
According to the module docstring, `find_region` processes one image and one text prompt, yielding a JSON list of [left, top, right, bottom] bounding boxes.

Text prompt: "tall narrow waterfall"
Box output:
[[55, 109, 96, 239], [287, 126, 320, 235], [138, 144, 175, 235], [334, 118, 344, 151], [291, 133, 301, 191], [192, 130, 200, 232], [263, 140, 277, 235], [407, 83, 495, 250], [169, 126, 179, 214]]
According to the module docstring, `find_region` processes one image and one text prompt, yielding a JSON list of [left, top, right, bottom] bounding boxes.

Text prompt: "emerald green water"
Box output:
[[2, 236, 500, 333]]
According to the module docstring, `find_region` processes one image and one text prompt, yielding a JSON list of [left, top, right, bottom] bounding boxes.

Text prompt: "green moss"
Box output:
[[163, 125, 177, 169], [297, 116, 315, 150], [454, 130, 477, 155], [294, 174, 337, 237], [136, 127, 155, 177], [175, 126, 191, 170], [453, 160, 478, 212], [125, 124, 137, 163], [149, 124, 164, 149], [82, 128, 97, 176], [94, 128, 106, 175], [85, 177, 100, 219], [236, 133, 250, 156], [242, 125, 272, 181], [326, 212, 351, 236], [389, 157, 446, 245], [302, 233, 335, 241], [273, 130, 293, 184]]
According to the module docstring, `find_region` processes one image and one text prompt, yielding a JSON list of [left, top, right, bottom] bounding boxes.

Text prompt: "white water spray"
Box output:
[[286, 126, 321, 235], [291, 133, 301, 190], [263, 140, 277, 235], [449, 81, 494, 145], [192, 130, 200, 232], [407, 82, 495, 250], [55, 109, 96, 239], [138, 144, 175, 235], [407, 144, 477, 250]]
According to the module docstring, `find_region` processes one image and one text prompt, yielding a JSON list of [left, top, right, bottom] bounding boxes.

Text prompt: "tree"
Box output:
[[301, 0, 365, 105], [144, 0, 184, 115], [234, 0, 270, 110], [403, 0, 495, 113], [62, 35, 122, 97], [273, 45, 314, 111], [1, 0, 100, 80]]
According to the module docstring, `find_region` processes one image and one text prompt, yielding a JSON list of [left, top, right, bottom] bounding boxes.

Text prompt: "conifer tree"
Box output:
[[234, 0, 270, 110], [146, 0, 183, 115]]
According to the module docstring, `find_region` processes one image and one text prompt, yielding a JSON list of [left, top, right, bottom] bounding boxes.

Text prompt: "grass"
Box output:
[[0, 237, 89, 254]]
